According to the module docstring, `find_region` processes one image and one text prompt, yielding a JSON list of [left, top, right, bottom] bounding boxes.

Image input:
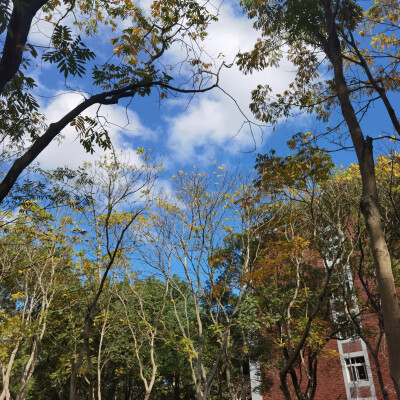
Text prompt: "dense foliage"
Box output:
[[0, 149, 397, 399]]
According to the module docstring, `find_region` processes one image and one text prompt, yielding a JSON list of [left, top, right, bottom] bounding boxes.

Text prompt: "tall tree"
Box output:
[[116, 277, 170, 400], [0, 198, 80, 400], [61, 153, 159, 400], [238, 0, 400, 393], [250, 136, 341, 399]]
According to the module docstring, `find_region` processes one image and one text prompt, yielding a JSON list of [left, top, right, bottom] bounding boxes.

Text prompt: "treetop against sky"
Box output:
[[22, 0, 274, 171], [1, 0, 399, 187]]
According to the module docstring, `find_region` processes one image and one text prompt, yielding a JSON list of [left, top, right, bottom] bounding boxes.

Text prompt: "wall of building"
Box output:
[[260, 321, 397, 400]]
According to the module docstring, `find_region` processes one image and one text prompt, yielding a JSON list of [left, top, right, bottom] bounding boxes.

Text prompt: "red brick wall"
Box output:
[[261, 330, 397, 399], [262, 339, 347, 400]]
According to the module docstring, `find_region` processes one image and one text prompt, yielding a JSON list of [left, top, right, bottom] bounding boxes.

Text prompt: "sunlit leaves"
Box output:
[[255, 132, 334, 200]]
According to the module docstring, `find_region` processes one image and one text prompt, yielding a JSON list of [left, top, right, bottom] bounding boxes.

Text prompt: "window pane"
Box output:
[[357, 365, 368, 380], [345, 356, 369, 382], [347, 366, 356, 381]]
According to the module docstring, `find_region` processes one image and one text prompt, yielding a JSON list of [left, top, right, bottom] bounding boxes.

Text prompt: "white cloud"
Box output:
[[29, 3, 78, 48], [163, 0, 296, 164], [36, 91, 155, 169], [167, 96, 257, 163]]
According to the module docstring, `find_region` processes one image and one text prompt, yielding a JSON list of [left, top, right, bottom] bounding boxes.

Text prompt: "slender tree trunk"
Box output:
[[70, 314, 93, 400], [279, 368, 293, 400], [15, 335, 40, 400], [371, 350, 389, 400], [289, 364, 303, 400], [0, 343, 20, 400], [16, 304, 50, 400], [97, 320, 107, 400], [69, 344, 85, 400], [174, 372, 180, 400], [218, 371, 223, 400], [310, 357, 318, 400], [225, 340, 235, 400], [196, 332, 204, 400], [304, 353, 318, 400], [319, 4, 400, 395]]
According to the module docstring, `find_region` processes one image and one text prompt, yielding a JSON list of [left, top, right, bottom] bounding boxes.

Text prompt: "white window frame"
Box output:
[[345, 355, 369, 382], [338, 338, 377, 400]]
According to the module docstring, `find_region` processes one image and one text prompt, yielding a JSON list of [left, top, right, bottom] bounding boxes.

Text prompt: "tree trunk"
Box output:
[[69, 315, 93, 400], [144, 392, 151, 400], [15, 335, 40, 400], [304, 353, 318, 400], [321, 5, 400, 395], [196, 333, 204, 400], [173, 373, 180, 400], [0, 0, 48, 95], [69, 344, 85, 400], [225, 341, 235, 400], [279, 368, 293, 400], [371, 350, 389, 400], [0, 344, 20, 400]]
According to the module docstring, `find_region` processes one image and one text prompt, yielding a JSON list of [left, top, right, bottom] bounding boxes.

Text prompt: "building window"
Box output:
[[345, 356, 369, 382]]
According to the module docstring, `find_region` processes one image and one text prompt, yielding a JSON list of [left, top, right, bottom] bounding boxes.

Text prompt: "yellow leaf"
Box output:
[[11, 292, 24, 300]]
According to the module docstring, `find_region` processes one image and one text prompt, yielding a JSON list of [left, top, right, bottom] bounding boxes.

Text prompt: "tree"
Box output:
[[0, 0, 220, 203], [238, 0, 400, 394], [247, 137, 340, 399], [59, 153, 159, 400], [136, 167, 265, 400], [0, 197, 81, 400], [116, 277, 170, 400]]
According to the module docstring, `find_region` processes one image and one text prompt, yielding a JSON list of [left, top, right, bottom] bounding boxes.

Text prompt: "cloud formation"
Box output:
[[163, 0, 296, 165], [37, 92, 155, 169], [27, 0, 298, 172]]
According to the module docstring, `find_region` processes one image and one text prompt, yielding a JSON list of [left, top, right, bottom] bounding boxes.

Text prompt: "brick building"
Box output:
[[249, 266, 398, 400], [258, 335, 396, 400]]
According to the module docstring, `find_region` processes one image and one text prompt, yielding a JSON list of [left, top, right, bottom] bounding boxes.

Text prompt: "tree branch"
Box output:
[[0, 78, 218, 203]]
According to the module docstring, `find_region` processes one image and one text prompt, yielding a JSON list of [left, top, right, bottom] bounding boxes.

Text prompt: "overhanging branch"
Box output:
[[0, 78, 219, 203]]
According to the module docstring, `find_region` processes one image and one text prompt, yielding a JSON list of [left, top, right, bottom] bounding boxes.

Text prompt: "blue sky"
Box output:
[[22, 0, 400, 184]]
